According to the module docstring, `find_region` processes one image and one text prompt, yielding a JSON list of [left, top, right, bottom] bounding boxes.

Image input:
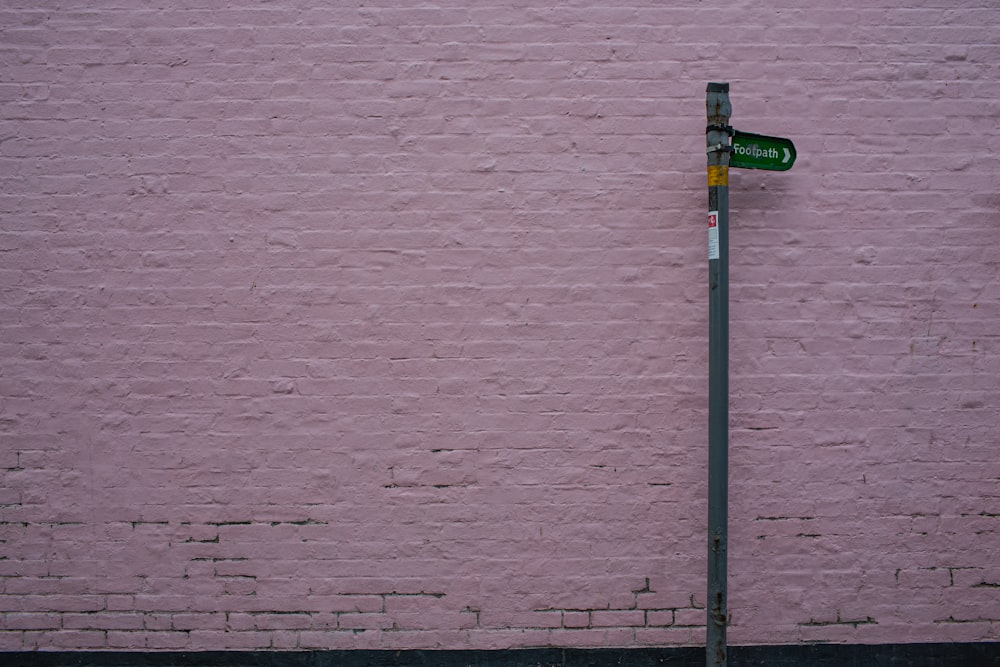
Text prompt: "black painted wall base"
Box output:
[[4, 644, 1000, 667]]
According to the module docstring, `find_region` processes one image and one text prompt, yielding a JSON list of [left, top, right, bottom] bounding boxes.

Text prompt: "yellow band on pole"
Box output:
[[707, 165, 728, 187]]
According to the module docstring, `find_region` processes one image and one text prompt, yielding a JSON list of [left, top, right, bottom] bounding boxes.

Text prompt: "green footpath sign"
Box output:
[[730, 130, 796, 171]]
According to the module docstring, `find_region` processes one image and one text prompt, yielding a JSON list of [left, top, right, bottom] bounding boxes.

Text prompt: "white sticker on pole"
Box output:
[[708, 210, 719, 260]]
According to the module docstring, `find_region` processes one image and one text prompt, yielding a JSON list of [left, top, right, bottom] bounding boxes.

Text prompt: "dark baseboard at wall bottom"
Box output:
[[4, 644, 1000, 667]]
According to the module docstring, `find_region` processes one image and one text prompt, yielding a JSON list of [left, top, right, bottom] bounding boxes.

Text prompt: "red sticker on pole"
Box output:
[[708, 210, 719, 260]]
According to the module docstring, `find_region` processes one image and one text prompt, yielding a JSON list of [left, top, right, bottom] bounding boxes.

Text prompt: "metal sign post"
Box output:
[[703, 83, 796, 667], [705, 81, 732, 667]]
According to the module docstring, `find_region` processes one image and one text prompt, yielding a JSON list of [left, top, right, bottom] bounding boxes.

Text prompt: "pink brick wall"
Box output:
[[2, 0, 999, 651]]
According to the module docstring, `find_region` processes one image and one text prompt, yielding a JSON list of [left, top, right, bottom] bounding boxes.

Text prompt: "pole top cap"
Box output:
[[706, 82, 730, 93]]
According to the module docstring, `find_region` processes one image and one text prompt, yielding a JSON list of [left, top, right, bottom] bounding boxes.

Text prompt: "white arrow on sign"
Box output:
[[782, 147, 791, 163]]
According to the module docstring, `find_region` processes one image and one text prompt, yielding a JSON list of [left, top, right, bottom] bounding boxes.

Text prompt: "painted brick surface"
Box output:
[[2, 0, 999, 651]]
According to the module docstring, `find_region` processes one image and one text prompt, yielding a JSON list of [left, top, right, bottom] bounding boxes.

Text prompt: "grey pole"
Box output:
[[705, 81, 731, 667]]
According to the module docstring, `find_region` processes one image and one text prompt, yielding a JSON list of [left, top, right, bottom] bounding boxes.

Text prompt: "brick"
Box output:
[[5, 595, 104, 613], [251, 613, 315, 631], [634, 626, 699, 646], [62, 612, 144, 631], [896, 567, 953, 590], [561, 611, 591, 629], [188, 630, 273, 650], [270, 629, 301, 649], [636, 589, 698, 611], [298, 630, 356, 649], [105, 595, 136, 611], [105, 630, 185, 649], [170, 613, 226, 631], [590, 610, 645, 628], [545, 627, 636, 648], [645, 610, 675, 627], [336, 612, 393, 631], [2, 613, 61, 630], [0, 630, 27, 650], [35, 630, 107, 649], [672, 608, 706, 628]]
